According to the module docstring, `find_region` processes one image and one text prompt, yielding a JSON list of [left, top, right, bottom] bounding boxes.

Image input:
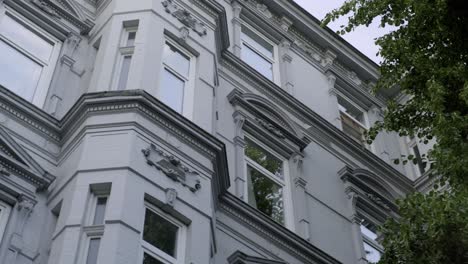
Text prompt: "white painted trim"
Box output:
[[159, 37, 196, 120], [0, 7, 62, 108], [243, 135, 295, 231], [0, 200, 11, 244], [140, 203, 187, 264], [240, 22, 282, 85]]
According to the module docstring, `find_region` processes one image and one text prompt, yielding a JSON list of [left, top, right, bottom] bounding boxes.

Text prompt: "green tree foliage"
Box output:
[[322, 0, 468, 263]]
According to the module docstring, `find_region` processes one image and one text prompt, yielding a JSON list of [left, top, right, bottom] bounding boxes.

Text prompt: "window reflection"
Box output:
[[143, 209, 178, 257], [246, 165, 284, 224], [245, 139, 283, 179], [0, 40, 42, 101]]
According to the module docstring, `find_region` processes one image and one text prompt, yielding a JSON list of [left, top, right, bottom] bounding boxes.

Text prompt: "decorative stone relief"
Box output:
[[0, 165, 10, 176], [365, 193, 391, 211], [256, 118, 285, 139], [179, 27, 190, 41], [17, 195, 36, 216], [142, 144, 201, 192], [293, 40, 322, 62], [321, 49, 338, 68], [162, 0, 207, 36], [165, 188, 177, 207], [32, 0, 61, 18]]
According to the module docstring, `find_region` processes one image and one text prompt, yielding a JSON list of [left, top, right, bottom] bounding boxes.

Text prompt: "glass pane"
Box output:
[[127, 31, 136, 46], [159, 69, 184, 113], [341, 113, 366, 145], [245, 139, 283, 179], [116, 55, 132, 90], [143, 209, 178, 257], [86, 238, 101, 264], [0, 16, 53, 62], [0, 40, 42, 102], [143, 253, 164, 264], [92, 197, 107, 225], [241, 44, 273, 80], [337, 98, 365, 124], [241, 29, 273, 59], [363, 242, 381, 263], [247, 165, 284, 224], [162, 44, 190, 77], [360, 224, 378, 240]]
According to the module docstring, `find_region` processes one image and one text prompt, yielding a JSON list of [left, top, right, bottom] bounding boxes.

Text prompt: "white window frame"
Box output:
[[0, 8, 62, 107], [111, 26, 138, 91], [405, 136, 427, 178], [240, 23, 281, 84], [140, 203, 186, 264], [159, 38, 196, 119], [85, 194, 108, 227], [243, 135, 294, 229], [360, 224, 383, 263], [0, 200, 11, 243], [83, 235, 102, 264], [337, 94, 372, 149]]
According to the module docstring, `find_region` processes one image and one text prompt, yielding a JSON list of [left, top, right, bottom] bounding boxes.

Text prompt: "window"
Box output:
[[0, 201, 11, 243], [240, 27, 277, 82], [0, 12, 61, 106], [338, 97, 368, 145], [92, 197, 108, 225], [360, 223, 383, 263], [159, 41, 194, 116], [85, 238, 101, 264], [141, 204, 186, 264], [112, 24, 138, 91], [244, 137, 288, 225], [406, 136, 427, 177]]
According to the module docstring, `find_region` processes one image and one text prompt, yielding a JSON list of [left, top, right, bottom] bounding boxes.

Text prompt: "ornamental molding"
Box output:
[[162, 0, 207, 36], [142, 144, 201, 192], [0, 164, 10, 176], [220, 193, 341, 264], [238, 0, 375, 92], [255, 118, 285, 139], [17, 195, 36, 215], [24, 0, 95, 34], [365, 192, 391, 211]]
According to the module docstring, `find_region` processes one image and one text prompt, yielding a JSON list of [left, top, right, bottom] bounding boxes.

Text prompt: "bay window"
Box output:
[[244, 137, 288, 225], [0, 11, 61, 106], [240, 27, 278, 82], [159, 41, 194, 117], [141, 204, 186, 264]]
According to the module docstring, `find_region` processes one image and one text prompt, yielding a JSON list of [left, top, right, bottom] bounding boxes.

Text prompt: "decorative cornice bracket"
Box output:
[[162, 0, 207, 36]]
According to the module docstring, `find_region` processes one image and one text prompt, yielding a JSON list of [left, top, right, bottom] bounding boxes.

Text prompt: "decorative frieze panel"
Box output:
[[162, 0, 207, 36], [142, 144, 201, 192], [256, 118, 285, 139]]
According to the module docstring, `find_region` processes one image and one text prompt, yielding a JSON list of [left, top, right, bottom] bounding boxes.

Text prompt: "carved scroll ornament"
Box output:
[[162, 0, 207, 36], [142, 144, 201, 192]]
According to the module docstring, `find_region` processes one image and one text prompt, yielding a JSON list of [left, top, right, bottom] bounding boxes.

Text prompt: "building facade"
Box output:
[[0, 0, 432, 263]]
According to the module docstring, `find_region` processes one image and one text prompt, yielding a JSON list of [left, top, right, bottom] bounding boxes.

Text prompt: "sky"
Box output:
[[293, 0, 391, 64]]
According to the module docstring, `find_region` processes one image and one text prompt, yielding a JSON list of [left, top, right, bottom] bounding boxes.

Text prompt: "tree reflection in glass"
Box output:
[[247, 165, 284, 224], [143, 209, 178, 257], [245, 139, 283, 179], [143, 253, 164, 264]]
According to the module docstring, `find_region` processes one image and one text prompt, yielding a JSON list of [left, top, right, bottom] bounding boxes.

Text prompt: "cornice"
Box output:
[[0, 88, 231, 199], [220, 192, 342, 264], [5, 0, 94, 35], [236, 0, 380, 94], [220, 52, 412, 191]]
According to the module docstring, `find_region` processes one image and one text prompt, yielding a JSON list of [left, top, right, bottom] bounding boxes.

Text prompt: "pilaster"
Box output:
[[290, 153, 310, 241], [231, 0, 243, 57], [232, 111, 247, 199], [280, 39, 295, 95]]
